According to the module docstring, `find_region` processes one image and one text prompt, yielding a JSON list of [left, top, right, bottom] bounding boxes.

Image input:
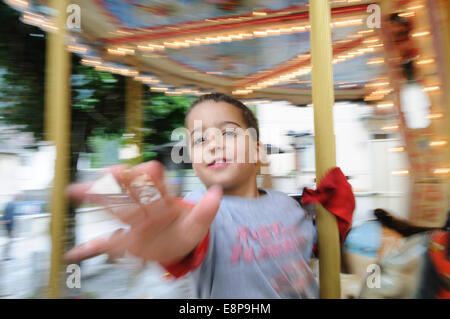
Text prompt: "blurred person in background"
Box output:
[[1, 194, 21, 261]]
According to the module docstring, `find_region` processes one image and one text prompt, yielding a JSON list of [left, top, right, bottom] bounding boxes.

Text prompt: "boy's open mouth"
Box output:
[[207, 158, 230, 170]]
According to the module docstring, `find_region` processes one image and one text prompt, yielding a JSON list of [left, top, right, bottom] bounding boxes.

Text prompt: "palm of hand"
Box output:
[[65, 161, 222, 265]]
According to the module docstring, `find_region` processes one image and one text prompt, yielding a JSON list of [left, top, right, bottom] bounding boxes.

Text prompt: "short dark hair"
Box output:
[[186, 93, 260, 141]]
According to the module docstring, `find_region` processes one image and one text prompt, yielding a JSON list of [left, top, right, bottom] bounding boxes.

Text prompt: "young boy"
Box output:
[[65, 93, 346, 298]]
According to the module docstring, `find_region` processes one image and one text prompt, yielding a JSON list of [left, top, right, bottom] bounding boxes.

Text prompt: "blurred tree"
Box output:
[[0, 2, 193, 259], [142, 93, 195, 162], [0, 2, 193, 163], [0, 3, 46, 140]]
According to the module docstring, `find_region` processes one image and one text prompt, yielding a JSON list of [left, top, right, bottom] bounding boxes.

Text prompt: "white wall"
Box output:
[[256, 101, 374, 187], [255, 101, 411, 223], [18, 145, 55, 190], [0, 154, 21, 207], [0, 145, 55, 208]]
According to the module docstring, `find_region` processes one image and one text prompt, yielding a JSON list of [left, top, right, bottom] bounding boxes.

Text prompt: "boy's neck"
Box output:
[[222, 176, 259, 198]]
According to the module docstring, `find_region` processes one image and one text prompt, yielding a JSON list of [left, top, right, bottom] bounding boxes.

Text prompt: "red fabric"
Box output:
[[428, 231, 450, 299], [429, 231, 450, 274], [160, 231, 210, 278], [174, 198, 195, 210], [301, 167, 356, 249]]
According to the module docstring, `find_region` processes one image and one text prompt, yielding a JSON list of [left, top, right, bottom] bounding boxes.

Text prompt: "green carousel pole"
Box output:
[[309, 0, 341, 298], [45, 0, 71, 299]]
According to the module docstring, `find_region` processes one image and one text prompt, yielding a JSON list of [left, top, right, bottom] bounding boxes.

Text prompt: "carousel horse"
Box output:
[[343, 209, 449, 299]]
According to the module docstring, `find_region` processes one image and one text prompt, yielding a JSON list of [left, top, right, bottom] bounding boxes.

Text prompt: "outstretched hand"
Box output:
[[64, 161, 222, 265]]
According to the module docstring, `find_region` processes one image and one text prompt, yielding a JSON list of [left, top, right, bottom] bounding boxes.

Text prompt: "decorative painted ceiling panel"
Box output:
[[97, 0, 310, 29], [9, 0, 383, 103]]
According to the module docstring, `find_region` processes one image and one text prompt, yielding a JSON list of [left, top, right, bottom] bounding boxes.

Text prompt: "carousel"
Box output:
[[5, 0, 449, 298]]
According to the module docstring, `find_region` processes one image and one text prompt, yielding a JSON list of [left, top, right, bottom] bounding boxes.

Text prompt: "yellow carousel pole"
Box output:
[[445, 0, 450, 177], [443, 0, 450, 200], [125, 77, 144, 165], [309, 0, 341, 298], [45, 0, 71, 299]]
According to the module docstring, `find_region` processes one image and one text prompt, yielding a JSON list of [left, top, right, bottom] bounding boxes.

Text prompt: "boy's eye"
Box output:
[[194, 136, 206, 145], [223, 130, 237, 137]]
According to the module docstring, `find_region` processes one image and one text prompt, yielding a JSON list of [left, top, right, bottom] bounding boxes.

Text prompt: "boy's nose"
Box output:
[[207, 138, 223, 151], [205, 133, 224, 153]]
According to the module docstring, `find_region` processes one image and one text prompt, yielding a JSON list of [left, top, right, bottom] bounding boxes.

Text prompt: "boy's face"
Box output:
[[185, 101, 260, 191]]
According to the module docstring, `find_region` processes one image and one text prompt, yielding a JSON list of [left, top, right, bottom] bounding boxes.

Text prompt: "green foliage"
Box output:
[[0, 2, 194, 166], [71, 64, 127, 139], [87, 134, 121, 168], [143, 150, 158, 161], [0, 4, 46, 140], [0, 2, 195, 249], [142, 92, 195, 162]]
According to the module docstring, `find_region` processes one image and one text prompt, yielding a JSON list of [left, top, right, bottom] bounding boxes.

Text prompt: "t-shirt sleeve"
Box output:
[[159, 189, 211, 278], [160, 230, 211, 278], [190, 224, 216, 298]]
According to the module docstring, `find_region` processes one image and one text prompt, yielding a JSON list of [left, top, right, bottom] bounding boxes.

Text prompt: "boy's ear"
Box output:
[[253, 141, 262, 164], [255, 141, 269, 174]]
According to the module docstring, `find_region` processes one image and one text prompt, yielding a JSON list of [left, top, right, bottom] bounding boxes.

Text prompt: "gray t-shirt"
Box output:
[[183, 188, 319, 299]]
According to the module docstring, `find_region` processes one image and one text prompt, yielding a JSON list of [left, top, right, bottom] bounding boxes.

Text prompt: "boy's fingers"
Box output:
[[105, 164, 132, 186], [128, 161, 172, 205], [64, 229, 127, 263], [183, 185, 223, 238], [64, 237, 110, 263], [65, 182, 107, 205], [108, 193, 191, 228], [104, 228, 128, 257], [67, 160, 171, 206], [65, 182, 92, 200], [66, 181, 140, 223], [104, 203, 146, 225], [66, 163, 131, 203], [132, 197, 194, 241]]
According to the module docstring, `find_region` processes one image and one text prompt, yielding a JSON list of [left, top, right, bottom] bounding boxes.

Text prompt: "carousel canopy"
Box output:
[[7, 0, 386, 104]]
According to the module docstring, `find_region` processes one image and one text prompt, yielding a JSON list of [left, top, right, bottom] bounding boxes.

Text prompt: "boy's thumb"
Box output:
[[188, 185, 223, 229]]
